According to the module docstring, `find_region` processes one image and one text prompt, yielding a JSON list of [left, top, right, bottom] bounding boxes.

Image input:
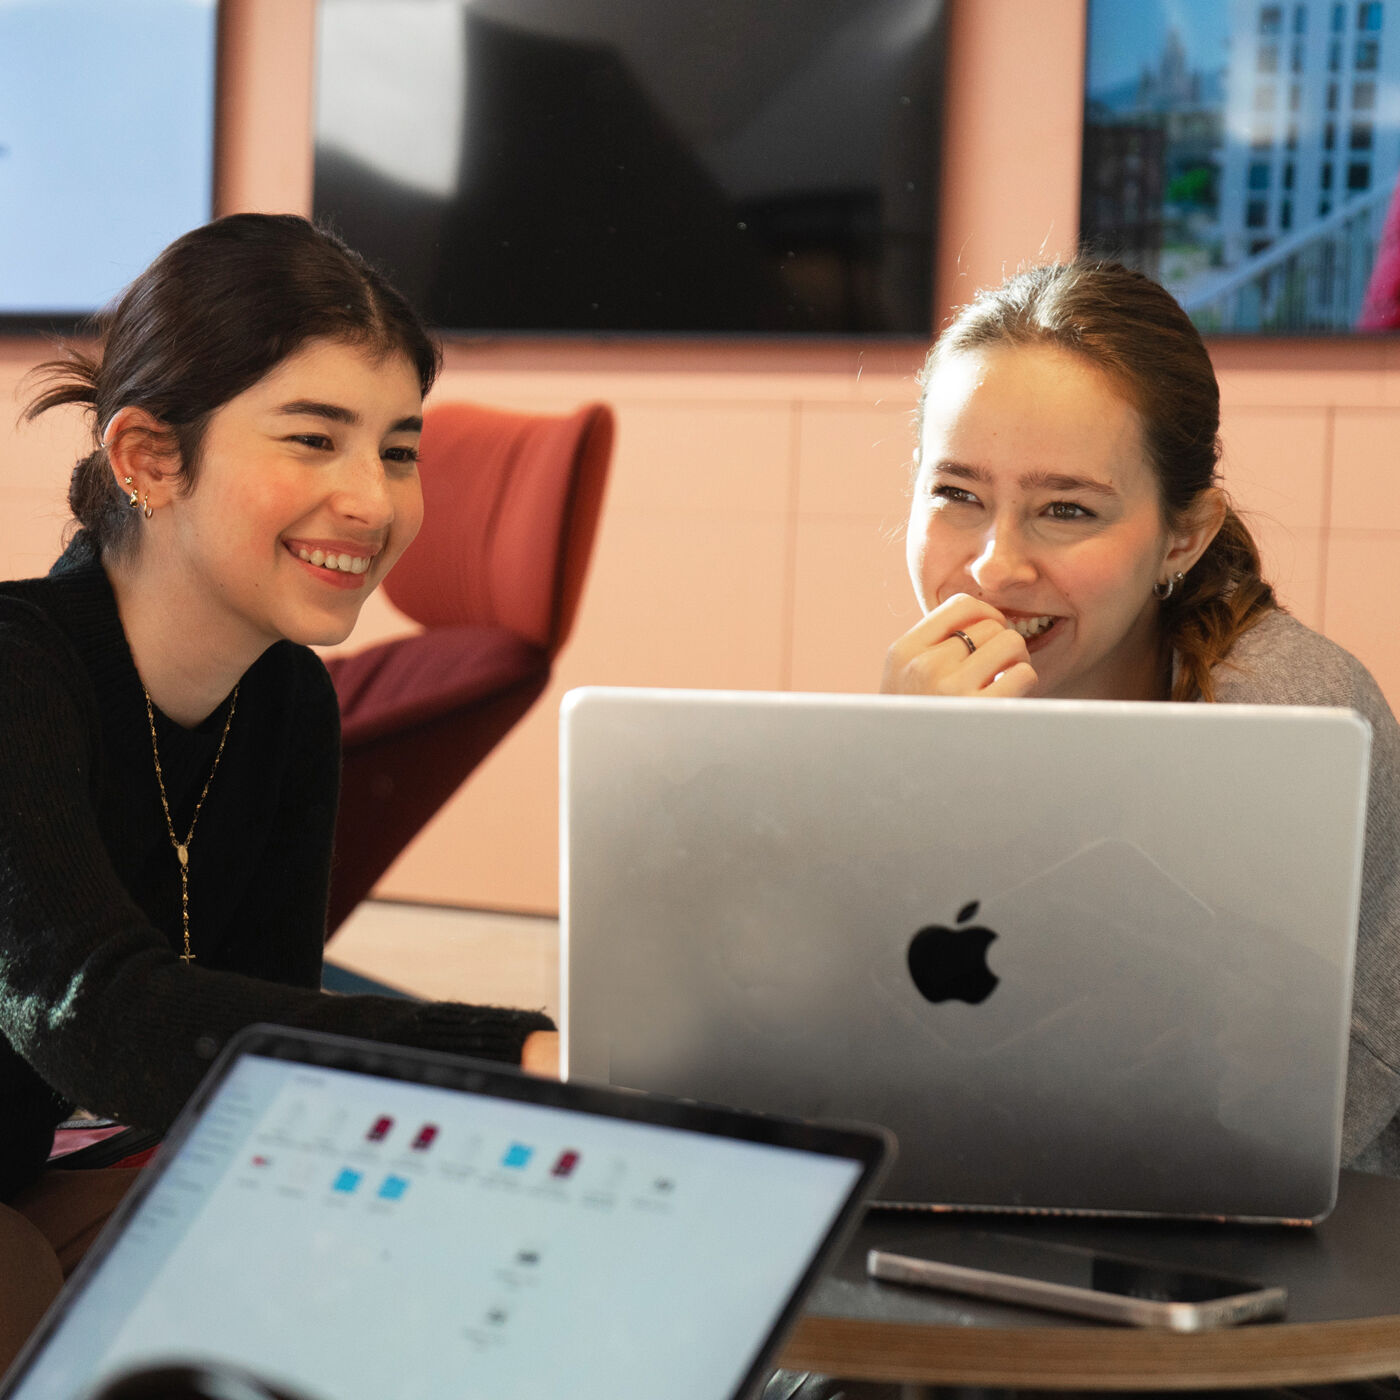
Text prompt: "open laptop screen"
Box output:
[[5, 1028, 886, 1400], [561, 687, 1369, 1220]]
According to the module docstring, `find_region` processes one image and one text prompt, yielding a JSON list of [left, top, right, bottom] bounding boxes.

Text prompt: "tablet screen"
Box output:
[[8, 1046, 872, 1400]]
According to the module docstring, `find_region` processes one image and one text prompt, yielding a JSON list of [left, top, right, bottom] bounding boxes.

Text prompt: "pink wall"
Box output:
[[2, 0, 1397, 913]]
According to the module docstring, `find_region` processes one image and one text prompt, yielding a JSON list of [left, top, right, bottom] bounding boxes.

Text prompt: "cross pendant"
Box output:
[[180, 951, 196, 965]]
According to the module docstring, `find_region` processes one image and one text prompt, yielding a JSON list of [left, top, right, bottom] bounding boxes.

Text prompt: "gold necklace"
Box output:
[[143, 685, 239, 964]]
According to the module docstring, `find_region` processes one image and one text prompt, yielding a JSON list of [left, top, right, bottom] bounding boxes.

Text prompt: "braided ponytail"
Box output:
[[1164, 507, 1276, 702]]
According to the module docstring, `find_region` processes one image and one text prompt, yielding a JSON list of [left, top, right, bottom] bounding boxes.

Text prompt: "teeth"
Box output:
[[296, 547, 372, 576], [1009, 616, 1056, 639]]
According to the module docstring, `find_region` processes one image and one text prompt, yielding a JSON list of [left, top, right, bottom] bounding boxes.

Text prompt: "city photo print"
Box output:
[[1081, 0, 1400, 333]]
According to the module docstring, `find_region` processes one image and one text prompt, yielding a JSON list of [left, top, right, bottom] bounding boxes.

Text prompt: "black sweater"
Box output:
[[0, 534, 552, 1199]]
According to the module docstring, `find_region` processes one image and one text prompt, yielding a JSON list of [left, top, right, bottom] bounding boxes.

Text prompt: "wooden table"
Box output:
[[780, 1171, 1400, 1391]]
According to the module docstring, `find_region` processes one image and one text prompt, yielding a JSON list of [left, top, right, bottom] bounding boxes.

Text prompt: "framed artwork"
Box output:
[[0, 0, 217, 328], [1081, 0, 1400, 333], [313, 0, 948, 338]]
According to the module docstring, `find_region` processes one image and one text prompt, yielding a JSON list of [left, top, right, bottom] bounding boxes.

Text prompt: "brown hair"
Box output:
[[25, 213, 442, 557], [920, 260, 1275, 702]]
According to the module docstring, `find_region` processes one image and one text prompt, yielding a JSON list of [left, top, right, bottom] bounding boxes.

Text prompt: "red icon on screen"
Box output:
[[550, 1150, 581, 1178], [411, 1124, 439, 1152], [366, 1116, 394, 1143]]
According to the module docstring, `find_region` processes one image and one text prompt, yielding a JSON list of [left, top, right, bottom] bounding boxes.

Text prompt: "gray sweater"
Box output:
[[1205, 609, 1400, 1174]]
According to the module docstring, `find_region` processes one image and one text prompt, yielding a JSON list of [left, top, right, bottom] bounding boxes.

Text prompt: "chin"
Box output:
[[282, 610, 362, 650], [1028, 666, 1072, 701]]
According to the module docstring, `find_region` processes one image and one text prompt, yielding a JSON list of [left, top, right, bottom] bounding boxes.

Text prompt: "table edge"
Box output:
[[779, 1311, 1400, 1389]]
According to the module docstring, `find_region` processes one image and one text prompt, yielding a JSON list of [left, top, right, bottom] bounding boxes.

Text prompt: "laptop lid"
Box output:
[[561, 687, 1371, 1222], [2, 1026, 888, 1400]]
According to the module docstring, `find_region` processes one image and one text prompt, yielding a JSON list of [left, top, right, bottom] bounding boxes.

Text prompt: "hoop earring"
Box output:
[[1153, 570, 1185, 601], [142, 493, 153, 520], [124, 476, 140, 510]]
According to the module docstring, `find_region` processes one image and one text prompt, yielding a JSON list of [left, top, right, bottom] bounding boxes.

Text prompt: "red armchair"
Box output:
[[321, 400, 614, 935]]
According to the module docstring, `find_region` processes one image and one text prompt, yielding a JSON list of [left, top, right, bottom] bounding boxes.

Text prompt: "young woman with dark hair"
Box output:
[[881, 259, 1400, 1176], [0, 215, 556, 1366]]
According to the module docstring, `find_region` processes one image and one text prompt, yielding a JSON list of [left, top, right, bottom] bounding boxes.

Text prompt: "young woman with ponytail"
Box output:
[[0, 215, 555, 1368], [882, 260, 1400, 1175]]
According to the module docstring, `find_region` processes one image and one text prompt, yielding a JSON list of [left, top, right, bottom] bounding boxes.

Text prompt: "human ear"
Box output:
[[1162, 486, 1228, 580], [103, 407, 183, 510]]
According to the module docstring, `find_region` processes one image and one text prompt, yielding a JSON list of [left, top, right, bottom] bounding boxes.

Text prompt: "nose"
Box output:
[[968, 516, 1038, 595], [334, 449, 395, 530]]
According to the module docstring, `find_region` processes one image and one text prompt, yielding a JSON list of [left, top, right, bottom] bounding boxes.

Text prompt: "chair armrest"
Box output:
[[327, 626, 547, 748]]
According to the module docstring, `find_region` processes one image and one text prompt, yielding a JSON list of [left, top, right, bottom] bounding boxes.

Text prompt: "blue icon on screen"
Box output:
[[332, 1168, 362, 1193], [501, 1143, 534, 1169], [378, 1175, 409, 1201]]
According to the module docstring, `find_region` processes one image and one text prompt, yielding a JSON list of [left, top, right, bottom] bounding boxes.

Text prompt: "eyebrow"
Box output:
[[934, 461, 1119, 499], [276, 401, 423, 434]]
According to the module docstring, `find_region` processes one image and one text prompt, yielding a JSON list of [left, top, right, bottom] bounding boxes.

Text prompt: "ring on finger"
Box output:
[[949, 629, 977, 656]]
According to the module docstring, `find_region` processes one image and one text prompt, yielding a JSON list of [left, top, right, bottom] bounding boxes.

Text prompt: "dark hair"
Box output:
[[919, 260, 1276, 702], [25, 214, 442, 556]]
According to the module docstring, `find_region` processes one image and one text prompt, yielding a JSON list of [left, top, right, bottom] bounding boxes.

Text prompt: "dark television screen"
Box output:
[[1080, 0, 1400, 335], [0, 0, 217, 327], [312, 0, 946, 337]]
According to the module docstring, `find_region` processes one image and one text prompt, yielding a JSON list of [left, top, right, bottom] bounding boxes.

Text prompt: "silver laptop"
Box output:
[[2, 1026, 887, 1400], [561, 688, 1371, 1223]]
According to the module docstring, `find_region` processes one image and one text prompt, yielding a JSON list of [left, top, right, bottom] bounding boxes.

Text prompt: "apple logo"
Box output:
[[907, 901, 1000, 1005]]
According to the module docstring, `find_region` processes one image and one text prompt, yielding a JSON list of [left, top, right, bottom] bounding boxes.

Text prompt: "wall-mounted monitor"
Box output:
[[0, 0, 218, 330], [312, 0, 946, 338], [1081, 0, 1400, 334]]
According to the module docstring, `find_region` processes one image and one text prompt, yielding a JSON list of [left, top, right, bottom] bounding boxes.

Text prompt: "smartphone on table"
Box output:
[[867, 1231, 1286, 1331]]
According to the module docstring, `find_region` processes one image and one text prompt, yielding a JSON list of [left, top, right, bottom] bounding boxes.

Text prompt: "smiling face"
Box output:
[[157, 336, 425, 657], [909, 343, 1192, 701]]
